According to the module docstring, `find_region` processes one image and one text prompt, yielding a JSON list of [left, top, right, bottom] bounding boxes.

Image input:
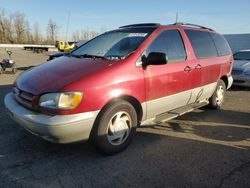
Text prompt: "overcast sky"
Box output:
[[1, 0, 250, 40]]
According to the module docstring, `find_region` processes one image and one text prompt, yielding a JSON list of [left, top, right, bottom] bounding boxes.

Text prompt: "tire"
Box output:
[[209, 79, 226, 109], [91, 100, 138, 155]]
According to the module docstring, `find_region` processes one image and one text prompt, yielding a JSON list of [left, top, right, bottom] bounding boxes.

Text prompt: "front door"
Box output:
[[143, 29, 196, 119]]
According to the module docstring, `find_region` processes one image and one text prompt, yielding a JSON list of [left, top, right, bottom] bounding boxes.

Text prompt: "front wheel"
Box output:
[[209, 79, 226, 109], [91, 100, 137, 155]]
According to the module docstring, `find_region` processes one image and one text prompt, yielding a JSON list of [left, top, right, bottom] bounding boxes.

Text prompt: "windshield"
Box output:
[[71, 28, 155, 59], [234, 51, 250, 60]]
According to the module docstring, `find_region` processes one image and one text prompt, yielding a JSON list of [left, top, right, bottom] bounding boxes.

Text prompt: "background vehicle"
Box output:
[[48, 40, 87, 61], [47, 51, 69, 61], [55, 41, 75, 52], [0, 49, 16, 74], [5, 23, 233, 155], [232, 50, 250, 87]]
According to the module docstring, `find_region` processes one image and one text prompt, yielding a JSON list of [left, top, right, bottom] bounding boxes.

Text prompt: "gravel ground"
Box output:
[[0, 48, 249, 188], [0, 48, 50, 83]]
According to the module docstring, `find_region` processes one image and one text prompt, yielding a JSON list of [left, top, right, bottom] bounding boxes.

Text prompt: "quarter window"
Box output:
[[211, 33, 231, 56], [185, 30, 218, 58], [146, 30, 186, 62]]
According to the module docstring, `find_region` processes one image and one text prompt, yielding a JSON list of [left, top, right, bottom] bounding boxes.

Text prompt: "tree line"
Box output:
[[0, 8, 100, 45]]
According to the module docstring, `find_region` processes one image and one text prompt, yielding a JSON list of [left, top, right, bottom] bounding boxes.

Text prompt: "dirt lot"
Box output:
[[0, 48, 249, 188]]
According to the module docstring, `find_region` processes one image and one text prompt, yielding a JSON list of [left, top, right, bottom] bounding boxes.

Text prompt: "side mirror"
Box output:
[[142, 52, 167, 67]]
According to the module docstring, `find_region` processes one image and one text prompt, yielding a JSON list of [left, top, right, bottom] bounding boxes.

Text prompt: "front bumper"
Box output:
[[4, 93, 99, 143], [232, 75, 250, 87]]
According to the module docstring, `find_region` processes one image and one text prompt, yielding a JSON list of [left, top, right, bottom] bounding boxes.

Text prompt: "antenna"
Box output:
[[65, 11, 71, 42], [176, 12, 179, 23]]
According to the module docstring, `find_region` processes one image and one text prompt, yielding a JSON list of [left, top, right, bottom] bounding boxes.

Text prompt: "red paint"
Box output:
[[14, 24, 233, 115]]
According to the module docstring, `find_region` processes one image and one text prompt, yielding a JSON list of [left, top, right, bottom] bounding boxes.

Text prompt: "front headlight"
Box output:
[[39, 92, 83, 109]]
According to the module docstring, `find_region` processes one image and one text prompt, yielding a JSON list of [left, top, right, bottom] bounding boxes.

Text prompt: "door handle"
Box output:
[[184, 66, 192, 72], [195, 64, 202, 70]]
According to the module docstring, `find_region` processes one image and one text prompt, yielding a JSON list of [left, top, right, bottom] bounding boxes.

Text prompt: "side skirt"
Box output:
[[140, 100, 209, 126]]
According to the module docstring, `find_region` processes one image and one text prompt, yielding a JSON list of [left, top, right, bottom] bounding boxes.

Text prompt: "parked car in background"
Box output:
[[47, 51, 69, 61], [232, 50, 250, 87], [5, 23, 233, 155], [48, 40, 87, 61], [55, 41, 76, 52]]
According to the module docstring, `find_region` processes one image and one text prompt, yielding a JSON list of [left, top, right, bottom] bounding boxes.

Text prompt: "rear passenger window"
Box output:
[[211, 33, 231, 56], [146, 30, 186, 62], [185, 30, 218, 58]]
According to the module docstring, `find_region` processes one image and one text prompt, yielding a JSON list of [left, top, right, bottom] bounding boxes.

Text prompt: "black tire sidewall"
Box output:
[[92, 100, 137, 155]]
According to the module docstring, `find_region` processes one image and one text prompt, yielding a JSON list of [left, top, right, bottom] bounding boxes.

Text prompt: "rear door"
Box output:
[[143, 29, 197, 119], [210, 32, 233, 77], [185, 29, 220, 101]]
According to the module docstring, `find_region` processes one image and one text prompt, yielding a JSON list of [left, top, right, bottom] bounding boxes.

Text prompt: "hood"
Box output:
[[16, 56, 112, 95], [233, 60, 250, 70]]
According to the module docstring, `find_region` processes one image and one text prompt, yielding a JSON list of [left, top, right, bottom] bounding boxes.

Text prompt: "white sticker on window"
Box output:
[[128, 33, 148, 37]]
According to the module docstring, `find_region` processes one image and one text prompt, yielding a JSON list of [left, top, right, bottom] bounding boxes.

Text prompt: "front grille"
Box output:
[[13, 87, 36, 109], [232, 69, 243, 75]]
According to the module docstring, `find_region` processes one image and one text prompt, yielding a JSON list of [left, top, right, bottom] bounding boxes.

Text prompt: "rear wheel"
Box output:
[[92, 100, 137, 155], [209, 79, 226, 109]]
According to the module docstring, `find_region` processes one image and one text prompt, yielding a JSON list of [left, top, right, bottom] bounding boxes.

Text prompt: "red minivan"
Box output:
[[5, 23, 233, 154]]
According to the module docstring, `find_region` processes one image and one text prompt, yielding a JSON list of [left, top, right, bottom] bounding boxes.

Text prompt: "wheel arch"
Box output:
[[94, 95, 143, 126], [108, 95, 143, 123], [89, 95, 143, 141], [118, 95, 143, 124], [220, 75, 229, 88]]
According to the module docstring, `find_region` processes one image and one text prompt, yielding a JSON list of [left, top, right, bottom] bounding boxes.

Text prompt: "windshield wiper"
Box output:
[[104, 51, 136, 60], [105, 55, 123, 60], [71, 54, 107, 60]]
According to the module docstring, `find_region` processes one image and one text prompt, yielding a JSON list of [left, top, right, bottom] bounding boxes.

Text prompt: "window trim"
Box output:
[[210, 32, 231, 57], [145, 29, 187, 64], [185, 29, 219, 59]]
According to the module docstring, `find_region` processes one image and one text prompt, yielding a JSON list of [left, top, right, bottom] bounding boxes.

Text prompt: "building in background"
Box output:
[[224, 34, 250, 54]]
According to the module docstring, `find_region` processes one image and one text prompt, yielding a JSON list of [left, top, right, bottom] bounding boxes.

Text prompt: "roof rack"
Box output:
[[173, 22, 214, 31], [119, 23, 161, 29]]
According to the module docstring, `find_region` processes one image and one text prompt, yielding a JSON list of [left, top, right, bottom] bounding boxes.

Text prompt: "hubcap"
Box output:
[[215, 85, 224, 105], [107, 111, 131, 145]]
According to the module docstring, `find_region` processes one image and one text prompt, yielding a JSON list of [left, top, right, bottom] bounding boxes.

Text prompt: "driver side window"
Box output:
[[146, 30, 187, 63]]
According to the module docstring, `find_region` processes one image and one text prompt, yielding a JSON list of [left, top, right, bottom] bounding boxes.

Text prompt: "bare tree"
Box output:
[[33, 22, 42, 44], [13, 12, 26, 43], [0, 9, 6, 43], [25, 21, 33, 44], [0, 9, 15, 43], [47, 19, 58, 44], [72, 30, 80, 42], [0, 8, 102, 44], [5, 15, 14, 43], [75, 29, 99, 41], [89, 31, 99, 39]]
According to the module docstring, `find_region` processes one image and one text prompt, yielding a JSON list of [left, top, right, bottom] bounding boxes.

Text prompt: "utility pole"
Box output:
[[66, 11, 71, 42], [176, 12, 178, 23]]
